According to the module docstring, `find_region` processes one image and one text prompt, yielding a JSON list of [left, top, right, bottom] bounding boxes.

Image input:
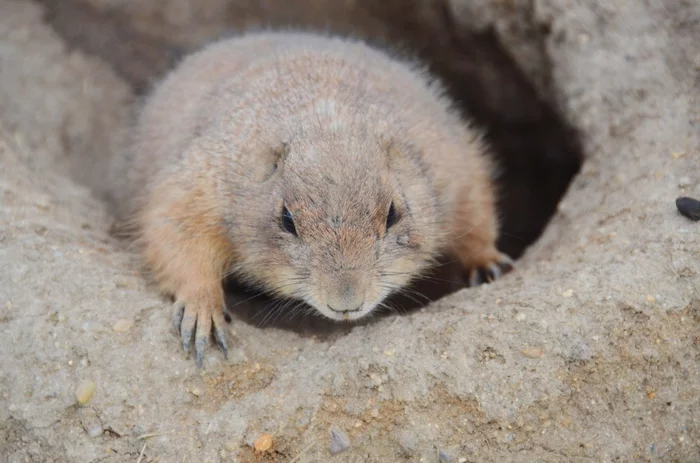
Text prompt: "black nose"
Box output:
[[327, 304, 362, 313]]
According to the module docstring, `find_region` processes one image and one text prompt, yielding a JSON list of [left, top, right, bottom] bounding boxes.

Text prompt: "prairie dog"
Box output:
[[109, 31, 513, 367]]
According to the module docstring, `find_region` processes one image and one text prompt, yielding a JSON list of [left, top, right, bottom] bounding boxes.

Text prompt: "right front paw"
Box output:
[[172, 296, 228, 368], [465, 251, 514, 287]]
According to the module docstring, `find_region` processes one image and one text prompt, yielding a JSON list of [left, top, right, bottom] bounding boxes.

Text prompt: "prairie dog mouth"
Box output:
[[308, 299, 380, 322]]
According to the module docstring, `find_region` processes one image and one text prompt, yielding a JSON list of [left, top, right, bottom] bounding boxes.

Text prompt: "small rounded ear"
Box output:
[[380, 138, 408, 176], [379, 137, 401, 161], [275, 142, 290, 168], [381, 137, 426, 176], [262, 141, 290, 182]]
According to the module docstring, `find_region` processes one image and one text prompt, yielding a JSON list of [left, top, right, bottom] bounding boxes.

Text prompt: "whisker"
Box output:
[[380, 271, 465, 287], [496, 231, 528, 242], [399, 287, 433, 304], [255, 297, 287, 327], [288, 300, 310, 321], [391, 290, 423, 306], [270, 297, 295, 325]]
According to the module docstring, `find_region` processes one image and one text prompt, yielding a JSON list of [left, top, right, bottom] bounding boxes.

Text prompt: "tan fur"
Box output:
[[107, 31, 511, 361]]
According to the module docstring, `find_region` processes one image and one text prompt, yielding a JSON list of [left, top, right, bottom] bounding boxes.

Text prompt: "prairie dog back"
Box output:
[[110, 31, 512, 367]]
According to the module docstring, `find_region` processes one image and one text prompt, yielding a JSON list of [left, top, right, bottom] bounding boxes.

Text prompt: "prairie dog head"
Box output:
[[234, 127, 444, 321]]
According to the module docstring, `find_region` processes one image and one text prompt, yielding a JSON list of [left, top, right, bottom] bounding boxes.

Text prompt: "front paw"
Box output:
[[172, 296, 228, 368], [466, 252, 514, 287]]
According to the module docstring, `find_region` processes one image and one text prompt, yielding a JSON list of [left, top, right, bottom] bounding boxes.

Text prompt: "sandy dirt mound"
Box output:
[[1, 0, 698, 461]]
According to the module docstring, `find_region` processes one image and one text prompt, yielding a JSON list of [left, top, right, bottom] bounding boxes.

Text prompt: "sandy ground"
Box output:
[[1, 0, 699, 462]]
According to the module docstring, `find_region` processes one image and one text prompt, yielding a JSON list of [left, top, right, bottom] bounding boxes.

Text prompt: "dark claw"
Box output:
[[497, 259, 514, 274], [213, 323, 229, 360], [467, 268, 486, 287], [195, 337, 206, 369], [492, 266, 502, 280], [172, 302, 185, 335], [478, 268, 489, 284], [180, 313, 196, 355]]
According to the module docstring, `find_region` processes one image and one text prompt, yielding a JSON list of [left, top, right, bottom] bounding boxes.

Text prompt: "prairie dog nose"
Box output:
[[326, 279, 364, 313]]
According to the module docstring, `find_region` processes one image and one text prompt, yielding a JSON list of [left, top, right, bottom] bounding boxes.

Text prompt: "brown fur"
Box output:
[[107, 31, 512, 363]]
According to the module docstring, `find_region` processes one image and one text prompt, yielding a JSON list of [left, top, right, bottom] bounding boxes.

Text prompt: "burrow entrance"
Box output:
[[38, 0, 583, 332]]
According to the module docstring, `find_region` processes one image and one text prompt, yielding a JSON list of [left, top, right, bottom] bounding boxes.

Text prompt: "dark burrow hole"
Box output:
[[39, 0, 583, 336]]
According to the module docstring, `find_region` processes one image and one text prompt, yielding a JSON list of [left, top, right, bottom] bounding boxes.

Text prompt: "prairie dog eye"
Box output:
[[386, 201, 398, 230], [281, 205, 298, 236]]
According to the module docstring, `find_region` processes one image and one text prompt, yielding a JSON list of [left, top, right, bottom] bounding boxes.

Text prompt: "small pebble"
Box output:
[[370, 408, 380, 418], [25, 250, 41, 261], [87, 424, 103, 438], [676, 196, 700, 221], [112, 319, 134, 333], [253, 433, 272, 452], [561, 289, 574, 298], [33, 194, 51, 210], [75, 380, 97, 404], [439, 450, 451, 462], [114, 276, 130, 288], [521, 347, 544, 359], [329, 425, 351, 454]]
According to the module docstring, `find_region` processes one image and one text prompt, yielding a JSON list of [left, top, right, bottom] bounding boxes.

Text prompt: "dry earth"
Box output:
[[1, 0, 699, 462]]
